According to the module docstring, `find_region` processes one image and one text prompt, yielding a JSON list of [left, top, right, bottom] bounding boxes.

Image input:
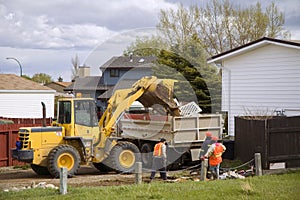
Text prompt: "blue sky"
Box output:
[[0, 0, 299, 81]]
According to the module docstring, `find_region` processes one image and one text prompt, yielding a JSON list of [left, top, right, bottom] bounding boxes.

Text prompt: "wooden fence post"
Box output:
[[60, 167, 67, 195], [255, 153, 262, 176], [8, 129, 13, 166], [135, 162, 142, 184], [200, 159, 208, 181]]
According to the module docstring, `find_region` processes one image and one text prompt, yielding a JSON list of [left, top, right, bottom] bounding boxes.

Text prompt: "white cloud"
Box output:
[[0, 4, 116, 49], [0, 1, 177, 50], [0, 0, 299, 82]]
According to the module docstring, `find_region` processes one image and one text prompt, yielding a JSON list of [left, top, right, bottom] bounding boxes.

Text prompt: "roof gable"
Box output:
[[64, 76, 106, 91], [0, 74, 53, 90], [208, 37, 300, 64], [100, 56, 157, 69]]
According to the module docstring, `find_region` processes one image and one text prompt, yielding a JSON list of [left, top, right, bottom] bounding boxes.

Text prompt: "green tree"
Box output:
[[31, 73, 52, 84], [155, 35, 221, 113], [124, 1, 287, 113], [124, 36, 167, 57], [126, 34, 221, 113], [57, 76, 63, 82], [155, 49, 212, 113], [266, 2, 290, 38], [158, 0, 289, 56]]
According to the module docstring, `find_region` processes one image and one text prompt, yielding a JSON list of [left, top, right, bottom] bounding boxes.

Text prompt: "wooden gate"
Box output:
[[235, 116, 300, 169]]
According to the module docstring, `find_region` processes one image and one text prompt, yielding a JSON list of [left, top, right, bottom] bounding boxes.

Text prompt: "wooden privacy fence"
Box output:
[[235, 116, 300, 169], [0, 118, 51, 167]]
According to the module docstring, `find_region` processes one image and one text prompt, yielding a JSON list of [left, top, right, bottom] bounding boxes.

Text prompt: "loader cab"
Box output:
[[57, 98, 99, 137]]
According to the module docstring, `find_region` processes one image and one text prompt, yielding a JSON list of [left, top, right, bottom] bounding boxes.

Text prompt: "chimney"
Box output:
[[78, 66, 90, 77]]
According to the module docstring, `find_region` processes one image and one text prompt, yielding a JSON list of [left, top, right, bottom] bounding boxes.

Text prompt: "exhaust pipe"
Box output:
[[41, 102, 46, 127]]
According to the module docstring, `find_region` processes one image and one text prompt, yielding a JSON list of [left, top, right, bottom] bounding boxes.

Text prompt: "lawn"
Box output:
[[1, 170, 299, 200]]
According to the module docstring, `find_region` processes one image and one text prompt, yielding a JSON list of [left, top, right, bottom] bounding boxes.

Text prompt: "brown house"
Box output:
[[45, 81, 72, 93]]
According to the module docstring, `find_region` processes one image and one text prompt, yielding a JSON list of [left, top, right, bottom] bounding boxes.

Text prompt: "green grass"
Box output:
[[12, 165, 30, 170], [1, 170, 299, 200]]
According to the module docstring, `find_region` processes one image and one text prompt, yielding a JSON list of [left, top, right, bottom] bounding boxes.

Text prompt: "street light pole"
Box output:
[[6, 57, 23, 77]]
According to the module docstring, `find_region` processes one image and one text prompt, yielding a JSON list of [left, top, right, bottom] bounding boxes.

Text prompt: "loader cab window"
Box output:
[[74, 100, 98, 127], [58, 101, 71, 124]]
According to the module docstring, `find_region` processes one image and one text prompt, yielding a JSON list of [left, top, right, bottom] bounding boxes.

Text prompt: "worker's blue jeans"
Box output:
[[210, 164, 220, 179]]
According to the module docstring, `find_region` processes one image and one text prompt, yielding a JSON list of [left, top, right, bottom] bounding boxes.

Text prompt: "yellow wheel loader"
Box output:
[[12, 76, 180, 177]]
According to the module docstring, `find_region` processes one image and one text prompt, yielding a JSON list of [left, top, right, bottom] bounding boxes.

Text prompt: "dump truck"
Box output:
[[117, 105, 222, 169], [12, 76, 222, 177]]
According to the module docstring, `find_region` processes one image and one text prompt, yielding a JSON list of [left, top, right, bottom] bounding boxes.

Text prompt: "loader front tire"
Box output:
[[47, 145, 80, 178], [110, 141, 141, 173]]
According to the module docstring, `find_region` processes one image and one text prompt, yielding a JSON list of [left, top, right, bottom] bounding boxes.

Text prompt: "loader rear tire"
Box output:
[[110, 141, 141, 173], [31, 164, 50, 175], [47, 145, 80, 178]]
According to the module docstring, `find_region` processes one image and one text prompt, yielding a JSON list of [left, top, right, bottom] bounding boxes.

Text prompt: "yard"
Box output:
[[0, 164, 299, 200]]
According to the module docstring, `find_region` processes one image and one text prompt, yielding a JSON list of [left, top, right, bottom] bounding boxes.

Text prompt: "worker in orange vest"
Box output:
[[150, 138, 167, 181], [204, 136, 226, 180]]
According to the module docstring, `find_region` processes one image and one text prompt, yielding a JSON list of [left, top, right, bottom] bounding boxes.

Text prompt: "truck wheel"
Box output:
[[47, 145, 80, 178], [31, 164, 50, 175], [110, 141, 141, 173], [141, 143, 153, 169]]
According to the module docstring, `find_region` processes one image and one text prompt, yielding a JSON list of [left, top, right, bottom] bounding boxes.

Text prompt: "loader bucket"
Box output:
[[136, 78, 180, 116]]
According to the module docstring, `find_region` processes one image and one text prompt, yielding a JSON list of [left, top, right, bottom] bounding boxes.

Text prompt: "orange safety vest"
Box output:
[[209, 143, 224, 166], [153, 142, 164, 157]]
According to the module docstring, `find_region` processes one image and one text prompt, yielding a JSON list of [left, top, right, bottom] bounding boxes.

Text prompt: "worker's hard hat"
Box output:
[[206, 132, 212, 137], [211, 136, 218, 141], [160, 138, 166, 142]]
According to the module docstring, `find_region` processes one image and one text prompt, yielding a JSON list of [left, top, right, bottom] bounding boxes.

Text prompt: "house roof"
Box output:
[[0, 74, 54, 91], [97, 79, 137, 99], [48, 81, 72, 87], [100, 56, 157, 69], [64, 76, 109, 91], [207, 37, 300, 64]]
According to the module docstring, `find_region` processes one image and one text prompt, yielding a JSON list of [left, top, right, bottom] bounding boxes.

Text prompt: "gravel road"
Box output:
[[0, 165, 137, 190]]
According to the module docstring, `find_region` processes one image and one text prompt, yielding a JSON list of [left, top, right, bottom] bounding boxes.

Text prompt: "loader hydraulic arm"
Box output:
[[94, 76, 180, 147]]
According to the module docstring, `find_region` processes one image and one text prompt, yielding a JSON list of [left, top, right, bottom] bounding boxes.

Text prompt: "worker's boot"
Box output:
[[211, 171, 217, 180]]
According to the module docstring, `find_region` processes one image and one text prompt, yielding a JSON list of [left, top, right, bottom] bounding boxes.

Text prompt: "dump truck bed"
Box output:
[[119, 113, 222, 147]]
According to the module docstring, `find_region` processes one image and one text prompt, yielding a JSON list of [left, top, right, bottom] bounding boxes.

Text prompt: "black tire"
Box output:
[[110, 141, 141, 173], [93, 161, 113, 173], [140, 143, 153, 169], [31, 164, 50, 175], [47, 145, 80, 178]]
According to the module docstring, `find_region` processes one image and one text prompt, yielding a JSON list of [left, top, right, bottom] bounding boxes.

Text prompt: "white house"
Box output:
[[0, 74, 55, 118], [208, 37, 300, 136]]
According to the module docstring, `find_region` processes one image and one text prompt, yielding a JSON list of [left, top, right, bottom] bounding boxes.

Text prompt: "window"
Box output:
[[58, 101, 71, 124], [75, 100, 98, 127], [110, 69, 119, 77]]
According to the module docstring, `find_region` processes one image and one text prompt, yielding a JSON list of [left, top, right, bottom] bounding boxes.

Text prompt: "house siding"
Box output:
[[0, 92, 54, 118], [222, 44, 300, 135]]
